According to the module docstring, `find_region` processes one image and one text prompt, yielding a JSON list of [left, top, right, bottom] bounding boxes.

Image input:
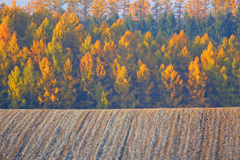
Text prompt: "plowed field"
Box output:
[[0, 108, 239, 159]]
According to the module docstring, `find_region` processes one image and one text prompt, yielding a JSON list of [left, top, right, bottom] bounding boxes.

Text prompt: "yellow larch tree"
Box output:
[[141, 31, 159, 70], [164, 30, 190, 64], [200, 41, 219, 106], [80, 52, 94, 95], [22, 58, 37, 108], [8, 66, 25, 109], [191, 33, 210, 57], [80, 35, 94, 54], [96, 57, 106, 80], [176, 46, 192, 77], [112, 59, 139, 108], [119, 31, 132, 49], [218, 0, 238, 15], [0, 23, 11, 43], [27, 0, 48, 12], [90, 0, 107, 19], [30, 39, 47, 64], [184, 0, 203, 18], [136, 59, 154, 108], [52, 12, 80, 47], [229, 0, 238, 16], [1, 1, 30, 37], [212, 0, 226, 15], [118, 31, 136, 68], [26, 0, 51, 26], [103, 41, 117, 63], [33, 17, 50, 43], [110, 19, 127, 42], [101, 27, 112, 43], [0, 4, 14, 32], [0, 23, 11, 106], [38, 57, 59, 108], [158, 63, 183, 108], [142, 31, 155, 52], [92, 40, 102, 56], [186, 57, 209, 108], [115, 64, 129, 89], [47, 12, 81, 72], [217, 35, 237, 69], [129, 0, 150, 19], [200, 41, 218, 74], [7, 32, 22, 67]]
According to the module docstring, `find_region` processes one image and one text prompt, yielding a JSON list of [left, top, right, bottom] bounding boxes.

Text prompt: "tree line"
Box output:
[[1, 0, 240, 109]]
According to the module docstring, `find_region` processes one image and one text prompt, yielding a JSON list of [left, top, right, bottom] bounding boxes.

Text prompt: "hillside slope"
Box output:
[[0, 108, 239, 159]]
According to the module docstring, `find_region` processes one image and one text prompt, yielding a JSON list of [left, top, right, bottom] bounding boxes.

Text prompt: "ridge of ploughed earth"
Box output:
[[0, 108, 239, 159]]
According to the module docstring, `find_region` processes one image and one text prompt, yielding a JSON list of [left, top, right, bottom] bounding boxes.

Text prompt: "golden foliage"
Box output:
[[8, 66, 24, 109], [168, 30, 188, 50], [39, 57, 52, 80], [7, 32, 20, 64], [200, 41, 217, 72], [186, 57, 209, 107], [63, 58, 73, 80], [30, 39, 46, 64], [110, 19, 127, 41], [164, 30, 189, 62], [0, 23, 11, 44], [96, 57, 106, 79], [137, 59, 150, 83], [212, 0, 237, 15], [91, 0, 107, 19], [103, 41, 117, 61], [160, 63, 183, 108], [129, 0, 150, 19], [34, 18, 49, 42], [92, 40, 102, 55], [184, 0, 203, 17], [38, 57, 59, 107], [80, 52, 93, 73], [112, 59, 129, 87], [119, 31, 132, 49]]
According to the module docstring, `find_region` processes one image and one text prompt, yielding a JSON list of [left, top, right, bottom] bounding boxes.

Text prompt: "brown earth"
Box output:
[[0, 108, 239, 159]]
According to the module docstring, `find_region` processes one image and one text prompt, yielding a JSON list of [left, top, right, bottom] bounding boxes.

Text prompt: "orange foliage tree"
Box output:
[[186, 57, 209, 107], [158, 63, 183, 108]]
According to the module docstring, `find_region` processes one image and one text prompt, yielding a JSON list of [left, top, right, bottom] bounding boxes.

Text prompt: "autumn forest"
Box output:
[[1, 0, 240, 109]]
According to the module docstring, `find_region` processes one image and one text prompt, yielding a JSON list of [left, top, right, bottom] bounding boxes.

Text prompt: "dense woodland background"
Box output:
[[1, 0, 240, 109]]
